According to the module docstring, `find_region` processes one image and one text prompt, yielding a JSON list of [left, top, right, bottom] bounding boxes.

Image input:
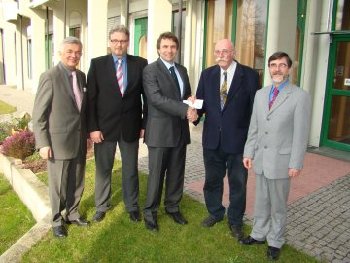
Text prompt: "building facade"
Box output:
[[0, 0, 349, 152]]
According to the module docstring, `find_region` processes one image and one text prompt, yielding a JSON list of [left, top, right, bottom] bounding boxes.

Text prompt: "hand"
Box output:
[[90, 131, 104, 143], [243, 157, 252, 169], [288, 168, 301, 177], [139, 129, 145, 139], [39, 146, 52, 160], [187, 107, 198, 123], [187, 95, 196, 104]]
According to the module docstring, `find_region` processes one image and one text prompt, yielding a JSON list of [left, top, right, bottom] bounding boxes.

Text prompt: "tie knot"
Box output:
[[273, 87, 279, 95], [118, 59, 122, 66], [169, 66, 175, 73], [72, 71, 76, 77]]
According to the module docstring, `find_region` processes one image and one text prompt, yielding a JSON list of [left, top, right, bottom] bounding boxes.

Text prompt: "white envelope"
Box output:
[[183, 99, 203, 109]]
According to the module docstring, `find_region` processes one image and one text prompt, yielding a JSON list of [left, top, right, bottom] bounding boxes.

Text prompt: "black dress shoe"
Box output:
[[201, 215, 222, 227], [240, 235, 265, 245], [166, 211, 188, 225], [129, 210, 141, 222], [52, 225, 67, 238], [229, 225, 243, 240], [267, 246, 280, 261], [67, 217, 90, 227], [92, 211, 106, 222], [144, 218, 159, 232]]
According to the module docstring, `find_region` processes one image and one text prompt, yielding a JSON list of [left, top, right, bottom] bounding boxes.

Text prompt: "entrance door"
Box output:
[[321, 36, 350, 151]]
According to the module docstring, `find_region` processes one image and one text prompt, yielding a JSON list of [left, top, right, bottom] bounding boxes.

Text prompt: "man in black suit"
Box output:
[[142, 32, 197, 231], [194, 39, 259, 240], [87, 25, 148, 223]]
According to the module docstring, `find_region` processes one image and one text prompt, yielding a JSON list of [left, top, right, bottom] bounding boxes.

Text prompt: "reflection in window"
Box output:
[[205, 0, 232, 67], [205, 0, 267, 83], [328, 96, 350, 144], [235, 0, 267, 83], [335, 0, 350, 30]]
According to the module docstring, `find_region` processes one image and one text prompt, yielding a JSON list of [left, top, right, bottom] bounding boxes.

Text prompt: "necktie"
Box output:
[[169, 66, 181, 97], [269, 87, 279, 109], [220, 71, 228, 109], [71, 71, 82, 111], [116, 59, 124, 96]]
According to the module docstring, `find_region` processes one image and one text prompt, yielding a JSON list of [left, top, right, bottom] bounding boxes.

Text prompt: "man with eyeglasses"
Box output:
[[193, 39, 259, 240], [87, 25, 148, 223], [33, 37, 89, 238], [240, 52, 311, 261]]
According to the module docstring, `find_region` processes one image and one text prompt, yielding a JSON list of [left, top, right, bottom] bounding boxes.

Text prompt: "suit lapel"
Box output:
[[157, 58, 181, 99], [226, 63, 244, 102], [268, 84, 293, 115], [210, 66, 221, 111], [107, 55, 122, 96], [57, 64, 76, 105]]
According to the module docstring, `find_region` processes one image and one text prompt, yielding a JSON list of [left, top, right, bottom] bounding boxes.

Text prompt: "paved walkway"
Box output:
[[1, 85, 349, 262]]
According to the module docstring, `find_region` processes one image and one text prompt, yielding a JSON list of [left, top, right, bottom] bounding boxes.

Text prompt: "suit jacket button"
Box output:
[[266, 117, 270, 121], [265, 131, 268, 134], [264, 146, 267, 149]]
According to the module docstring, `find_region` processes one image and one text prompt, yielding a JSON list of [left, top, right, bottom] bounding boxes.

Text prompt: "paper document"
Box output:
[[183, 99, 203, 109]]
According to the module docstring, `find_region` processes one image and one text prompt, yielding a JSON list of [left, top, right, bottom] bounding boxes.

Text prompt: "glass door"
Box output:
[[321, 36, 350, 151]]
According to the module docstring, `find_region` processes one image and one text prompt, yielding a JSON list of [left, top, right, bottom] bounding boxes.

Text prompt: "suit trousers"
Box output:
[[251, 174, 290, 248], [143, 140, 187, 222], [203, 148, 247, 226], [47, 152, 86, 227], [94, 137, 139, 213]]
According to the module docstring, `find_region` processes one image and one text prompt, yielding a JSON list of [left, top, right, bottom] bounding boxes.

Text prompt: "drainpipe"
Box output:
[[46, 6, 50, 69], [177, 0, 183, 64], [19, 14, 24, 90], [63, 0, 66, 38]]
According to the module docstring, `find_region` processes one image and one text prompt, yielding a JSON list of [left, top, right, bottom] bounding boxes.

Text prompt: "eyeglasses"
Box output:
[[269, 63, 288, 69], [214, 49, 232, 56], [110, 39, 129, 44]]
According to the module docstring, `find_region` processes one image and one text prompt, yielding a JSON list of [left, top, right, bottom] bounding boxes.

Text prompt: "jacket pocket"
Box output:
[[279, 147, 291, 154]]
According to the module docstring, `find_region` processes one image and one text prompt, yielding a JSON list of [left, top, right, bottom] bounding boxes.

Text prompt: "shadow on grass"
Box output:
[[22, 160, 318, 263]]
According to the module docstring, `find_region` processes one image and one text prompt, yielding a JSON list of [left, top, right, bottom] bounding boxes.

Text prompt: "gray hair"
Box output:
[[109, 25, 130, 40], [60, 36, 82, 52]]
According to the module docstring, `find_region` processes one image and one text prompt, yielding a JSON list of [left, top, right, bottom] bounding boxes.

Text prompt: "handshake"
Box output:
[[186, 96, 200, 123]]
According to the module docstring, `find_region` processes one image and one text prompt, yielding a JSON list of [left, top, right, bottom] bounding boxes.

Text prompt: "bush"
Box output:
[[0, 122, 13, 143], [1, 130, 35, 160]]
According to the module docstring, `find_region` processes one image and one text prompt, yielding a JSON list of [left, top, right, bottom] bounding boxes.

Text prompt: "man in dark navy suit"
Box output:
[[194, 39, 259, 240]]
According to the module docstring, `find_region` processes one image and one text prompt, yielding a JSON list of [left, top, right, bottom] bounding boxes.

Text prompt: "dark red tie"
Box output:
[[269, 87, 279, 109]]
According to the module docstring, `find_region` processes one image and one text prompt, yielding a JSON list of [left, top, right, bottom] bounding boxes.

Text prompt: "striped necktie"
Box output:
[[116, 59, 124, 96], [269, 87, 279, 109]]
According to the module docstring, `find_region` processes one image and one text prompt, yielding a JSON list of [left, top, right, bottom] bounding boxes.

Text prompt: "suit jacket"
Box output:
[[195, 62, 259, 154], [33, 62, 87, 160], [243, 83, 311, 179], [87, 54, 148, 142], [143, 58, 191, 147]]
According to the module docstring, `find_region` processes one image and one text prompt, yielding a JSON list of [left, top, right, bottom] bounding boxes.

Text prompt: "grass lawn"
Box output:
[[0, 173, 36, 255], [22, 160, 318, 263], [0, 99, 16, 115]]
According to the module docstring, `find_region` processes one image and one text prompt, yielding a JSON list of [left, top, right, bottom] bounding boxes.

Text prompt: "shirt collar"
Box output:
[[220, 60, 237, 75], [160, 57, 175, 70], [112, 54, 127, 64]]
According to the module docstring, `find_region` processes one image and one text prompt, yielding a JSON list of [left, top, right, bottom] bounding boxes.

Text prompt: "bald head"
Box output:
[[214, 39, 235, 70]]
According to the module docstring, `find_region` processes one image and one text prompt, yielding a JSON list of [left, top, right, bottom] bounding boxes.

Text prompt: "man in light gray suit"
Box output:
[[240, 52, 311, 261], [33, 37, 89, 238]]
